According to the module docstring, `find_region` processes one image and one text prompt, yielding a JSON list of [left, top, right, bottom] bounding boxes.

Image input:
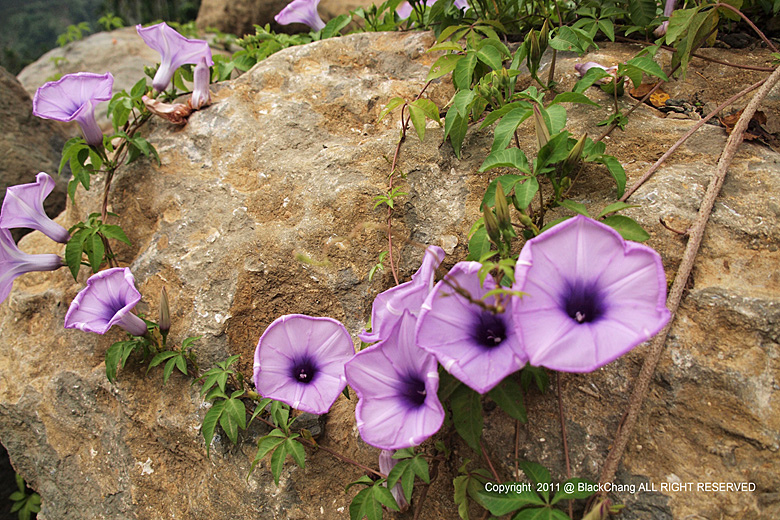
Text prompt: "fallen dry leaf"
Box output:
[[629, 83, 670, 109]]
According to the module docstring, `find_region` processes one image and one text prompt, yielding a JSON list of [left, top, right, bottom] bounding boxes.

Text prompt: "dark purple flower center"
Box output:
[[471, 311, 508, 350], [400, 375, 427, 408], [291, 357, 318, 385], [563, 280, 605, 324]]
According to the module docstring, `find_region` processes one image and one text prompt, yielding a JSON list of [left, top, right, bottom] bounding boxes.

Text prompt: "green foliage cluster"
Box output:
[[8, 474, 40, 520]]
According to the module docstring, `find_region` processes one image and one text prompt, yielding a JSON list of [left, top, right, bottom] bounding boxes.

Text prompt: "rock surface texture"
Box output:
[[0, 32, 777, 519], [0, 66, 69, 241]]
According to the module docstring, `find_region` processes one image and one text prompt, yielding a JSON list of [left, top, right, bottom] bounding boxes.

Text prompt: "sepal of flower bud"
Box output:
[[482, 205, 501, 245], [532, 104, 550, 150], [494, 182, 511, 233], [563, 133, 588, 175]]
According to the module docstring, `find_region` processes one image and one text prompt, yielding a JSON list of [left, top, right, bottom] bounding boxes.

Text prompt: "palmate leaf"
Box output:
[[477, 485, 545, 516], [105, 340, 141, 382], [512, 507, 571, 520], [518, 460, 552, 501], [444, 106, 469, 158], [551, 478, 596, 504]]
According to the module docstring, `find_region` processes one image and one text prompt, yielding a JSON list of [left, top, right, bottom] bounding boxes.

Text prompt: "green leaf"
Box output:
[[519, 460, 551, 502], [545, 104, 567, 135], [520, 365, 549, 393], [558, 199, 590, 217], [105, 340, 137, 382], [453, 51, 477, 90], [349, 486, 382, 520], [285, 437, 305, 468], [594, 155, 626, 197], [487, 376, 527, 422], [627, 0, 657, 26], [427, 53, 463, 82], [514, 177, 539, 211], [601, 215, 651, 242], [535, 132, 570, 173], [451, 89, 476, 118], [480, 149, 530, 173], [223, 396, 247, 430], [87, 233, 104, 272], [665, 8, 700, 45], [410, 455, 430, 483], [490, 107, 530, 153], [444, 107, 468, 158], [438, 368, 462, 401], [100, 224, 131, 245], [597, 202, 638, 218], [621, 56, 669, 83], [270, 441, 287, 485], [378, 97, 404, 122], [372, 482, 400, 511], [476, 44, 503, 70], [477, 485, 545, 515], [411, 98, 440, 124], [321, 13, 351, 38], [65, 230, 86, 280], [549, 91, 599, 107], [573, 67, 610, 94], [551, 478, 597, 504], [408, 104, 427, 141], [450, 383, 483, 452], [202, 400, 225, 456], [466, 226, 491, 261]]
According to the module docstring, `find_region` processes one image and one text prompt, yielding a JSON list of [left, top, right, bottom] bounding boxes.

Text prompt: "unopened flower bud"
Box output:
[[528, 29, 541, 65], [518, 212, 534, 228], [563, 133, 588, 174], [483, 205, 501, 244], [532, 104, 550, 149], [494, 182, 511, 231], [189, 57, 211, 110], [159, 286, 171, 335], [539, 20, 550, 53]]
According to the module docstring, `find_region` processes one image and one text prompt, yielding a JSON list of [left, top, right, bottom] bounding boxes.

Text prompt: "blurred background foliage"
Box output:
[[0, 0, 201, 74]]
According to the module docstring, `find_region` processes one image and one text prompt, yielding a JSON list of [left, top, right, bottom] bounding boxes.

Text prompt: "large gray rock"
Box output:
[[0, 66, 69, 241], [0, 33, 777, 519]]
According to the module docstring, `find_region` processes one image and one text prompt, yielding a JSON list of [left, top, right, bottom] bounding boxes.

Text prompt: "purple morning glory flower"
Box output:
[[346, 311, 444, 450], [0, 228, 63, 304], [0, 172, 70, 243], [416, 262, 526, 394], [189, 57, 211, 110], [136, 22, 213, 92], [512, 215, 671, 373], [654, 0, 677, 37], [253, 314, 354, 414], [32, 72, 113, 147], [64, 267, 148, 337], [379, 449, 409, 510], [574, 61, 618, 85], [359, 245, 445, 344], [275, 0, 326, 31], [396, 0, 435, 19]]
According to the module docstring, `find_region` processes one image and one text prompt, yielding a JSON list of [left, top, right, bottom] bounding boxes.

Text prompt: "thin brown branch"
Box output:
[[615, 36, 774, 72], [599, 63, 780, 489], [621, 76, 766, 201], [713, 3, 779, 53]]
